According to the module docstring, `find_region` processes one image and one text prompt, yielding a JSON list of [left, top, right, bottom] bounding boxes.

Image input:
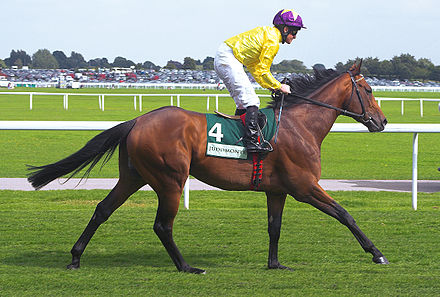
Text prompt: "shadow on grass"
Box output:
[[1, 249, 225, 270]]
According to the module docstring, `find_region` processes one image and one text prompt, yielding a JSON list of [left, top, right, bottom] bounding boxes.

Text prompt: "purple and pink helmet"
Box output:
[[273, 9, 306, 29]]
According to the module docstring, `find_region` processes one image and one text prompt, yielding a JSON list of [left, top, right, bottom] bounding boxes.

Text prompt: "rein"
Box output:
[[276, 71, 372, 124]]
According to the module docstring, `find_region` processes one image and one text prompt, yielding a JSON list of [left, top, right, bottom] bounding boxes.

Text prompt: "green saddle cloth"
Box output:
[[205, 108, 276, 160]]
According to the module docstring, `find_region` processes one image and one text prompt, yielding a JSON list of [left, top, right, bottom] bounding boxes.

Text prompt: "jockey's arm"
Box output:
[[248, 39, 291, 94]]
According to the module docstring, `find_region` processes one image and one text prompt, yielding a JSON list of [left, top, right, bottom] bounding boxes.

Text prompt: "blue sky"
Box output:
[[3, 0, 439, 68]]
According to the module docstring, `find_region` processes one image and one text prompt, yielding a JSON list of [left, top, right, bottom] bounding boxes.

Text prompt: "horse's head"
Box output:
[[343, 60, 387, 132]]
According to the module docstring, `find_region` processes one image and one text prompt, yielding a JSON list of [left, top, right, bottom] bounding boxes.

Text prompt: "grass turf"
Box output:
[[0, 190, 439, 296]]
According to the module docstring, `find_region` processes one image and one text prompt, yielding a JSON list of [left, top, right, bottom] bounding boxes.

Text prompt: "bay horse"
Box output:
[[28, 61, 389, 274]]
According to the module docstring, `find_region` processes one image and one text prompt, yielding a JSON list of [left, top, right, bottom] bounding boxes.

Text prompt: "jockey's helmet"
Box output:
[[273, 9, 306, 44], [273, 9, 306, 29]]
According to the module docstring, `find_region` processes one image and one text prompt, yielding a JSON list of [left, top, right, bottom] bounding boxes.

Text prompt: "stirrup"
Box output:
[[246, 140, 273, 154]]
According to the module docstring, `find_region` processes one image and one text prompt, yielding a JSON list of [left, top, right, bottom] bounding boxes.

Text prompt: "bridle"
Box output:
[[345, 70, 373, 125], [276, 71, 374, 125]]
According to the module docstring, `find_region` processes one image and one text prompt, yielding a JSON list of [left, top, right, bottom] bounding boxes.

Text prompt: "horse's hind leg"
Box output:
[[67, 177, 145, 269], [153, 188, 205, 274], [67, 142, 145, 269], [292, 183, 389, 264]]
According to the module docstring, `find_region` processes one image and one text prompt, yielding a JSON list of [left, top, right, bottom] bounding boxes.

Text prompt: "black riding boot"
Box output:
[[244, 106, 272, 154]]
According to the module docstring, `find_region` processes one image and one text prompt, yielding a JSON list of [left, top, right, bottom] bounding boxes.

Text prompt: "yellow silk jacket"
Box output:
[[225, 26, 282, 90]]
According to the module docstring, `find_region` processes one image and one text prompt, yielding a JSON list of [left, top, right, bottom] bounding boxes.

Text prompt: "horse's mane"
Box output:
[[267, 67, 341, 109]]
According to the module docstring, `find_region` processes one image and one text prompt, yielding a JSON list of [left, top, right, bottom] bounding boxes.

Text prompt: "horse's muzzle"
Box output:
[[364, 116, 387, 132]]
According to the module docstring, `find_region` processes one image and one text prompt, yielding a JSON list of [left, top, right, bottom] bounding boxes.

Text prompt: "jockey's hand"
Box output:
[[280, 84, 291, 94]]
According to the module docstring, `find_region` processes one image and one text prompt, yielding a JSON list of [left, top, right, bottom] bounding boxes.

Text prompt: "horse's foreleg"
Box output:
[[294, 183, 389, 264], [266, 192, 292, 270], [67, 179, 144, 269], [153, 189, 205, 274]]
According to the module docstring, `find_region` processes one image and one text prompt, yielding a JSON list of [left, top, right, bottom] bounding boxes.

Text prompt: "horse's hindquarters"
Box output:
[[126, 107, 206, 191]]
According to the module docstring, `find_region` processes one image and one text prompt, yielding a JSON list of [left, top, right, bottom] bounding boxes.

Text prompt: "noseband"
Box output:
[[278, 71, 373, 124]]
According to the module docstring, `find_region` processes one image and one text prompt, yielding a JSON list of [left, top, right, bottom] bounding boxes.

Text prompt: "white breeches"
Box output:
[[214, 42, 260, 109]]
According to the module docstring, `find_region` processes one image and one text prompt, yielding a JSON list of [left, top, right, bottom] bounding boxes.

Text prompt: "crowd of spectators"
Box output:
[[1, 67, 440, 88]]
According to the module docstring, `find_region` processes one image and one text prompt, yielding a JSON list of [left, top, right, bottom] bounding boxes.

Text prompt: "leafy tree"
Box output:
[[379, 60, 393, 79], [202, 57, 214, 70], [164, 60, 182, 69], [112, 56, 135, 68], [4, 50, 31, 67], [183, 57, 197, 70], [89, 57, 111, 68], [272, 59, 307, 73], [53, 50, 68, 68], [413, 67, 430, 81], [334, 62, 346, 73], [430, 66, 440, 81], [0, 59, 6, 68], [391, 54, 417, 80], [362, 57, 381, 76], [14, 58, 23, 68], [417, 58, 434, 70], [312, 63, 326, 71], [32, 49, 59, 69], [66, 51, 87, 69], [415, 58, 434, 81], [142, 60, 158, 70]]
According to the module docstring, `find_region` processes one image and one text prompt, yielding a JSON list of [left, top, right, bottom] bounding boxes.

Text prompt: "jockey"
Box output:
[[214, 9, 306, 154]]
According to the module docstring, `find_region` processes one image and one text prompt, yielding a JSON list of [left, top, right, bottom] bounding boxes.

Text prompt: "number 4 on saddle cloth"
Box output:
[[205, 108, 276, 189]]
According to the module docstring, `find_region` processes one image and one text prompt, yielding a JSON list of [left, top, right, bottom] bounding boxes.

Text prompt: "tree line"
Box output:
[[1, 49, 439, 81]]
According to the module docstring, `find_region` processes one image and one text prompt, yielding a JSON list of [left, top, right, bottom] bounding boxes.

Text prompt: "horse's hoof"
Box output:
[[373, 256, 389, 264], [67, 263, 80, 270], [182, 266, 206, 274], [268, 263, 294, 271]]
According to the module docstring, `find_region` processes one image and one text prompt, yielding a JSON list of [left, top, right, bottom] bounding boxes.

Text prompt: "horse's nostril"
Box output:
[[383, 118, 388, 126]]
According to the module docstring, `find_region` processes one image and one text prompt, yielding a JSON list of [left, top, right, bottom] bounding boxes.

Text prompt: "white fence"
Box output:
[[376, 98, 440, 117], [1, 92, 440, 116], [0, 92, 241, 111], [1, 121, 439, 210]]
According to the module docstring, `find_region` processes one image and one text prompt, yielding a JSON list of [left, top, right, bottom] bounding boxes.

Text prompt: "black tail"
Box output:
[[27, 119, 137, 190]]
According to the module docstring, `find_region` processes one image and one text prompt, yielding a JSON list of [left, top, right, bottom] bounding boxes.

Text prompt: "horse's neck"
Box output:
[[284, 84, 347, 144]]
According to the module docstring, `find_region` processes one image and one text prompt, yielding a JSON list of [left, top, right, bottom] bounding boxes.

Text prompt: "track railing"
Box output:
[[1, 92, 439, 116]]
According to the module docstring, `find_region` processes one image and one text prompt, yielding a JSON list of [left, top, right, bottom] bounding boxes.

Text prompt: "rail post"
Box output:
[[139, 95, 142, 112], [412, 133, 418, 210], [184, 177, 189, 209]]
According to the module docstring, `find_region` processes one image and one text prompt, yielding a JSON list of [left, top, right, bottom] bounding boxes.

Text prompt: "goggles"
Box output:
[[288, 27, 300, 37]]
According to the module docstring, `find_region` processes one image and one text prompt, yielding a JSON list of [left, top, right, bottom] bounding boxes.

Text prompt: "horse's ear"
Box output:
[[349, 59, 362, 75], [358, 58, 363, 72], [348, 62, 357, 73]]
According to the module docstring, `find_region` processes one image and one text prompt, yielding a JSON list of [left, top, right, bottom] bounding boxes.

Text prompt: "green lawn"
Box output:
[[0, 190, 439, 296]]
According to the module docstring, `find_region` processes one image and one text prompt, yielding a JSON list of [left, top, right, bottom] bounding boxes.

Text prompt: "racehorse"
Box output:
[[28, 61, 389, 274]]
